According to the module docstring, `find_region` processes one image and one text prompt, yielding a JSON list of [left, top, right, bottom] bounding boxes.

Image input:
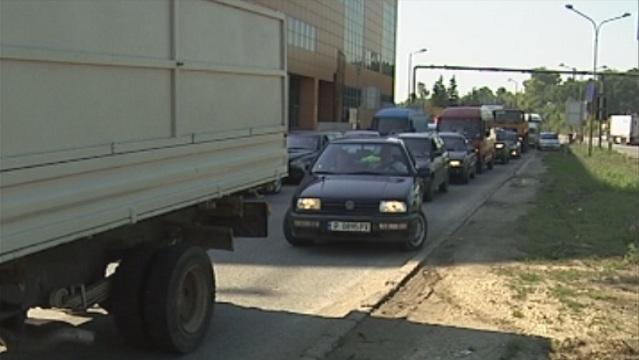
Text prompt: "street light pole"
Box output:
[[565, 4, 631, 156], [407, 48, 427, 103], [507, 78, 519, 107]]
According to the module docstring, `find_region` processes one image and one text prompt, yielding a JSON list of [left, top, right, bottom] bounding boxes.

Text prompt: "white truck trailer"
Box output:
[[0, 0, 287, 353], [610, 115, 639, 145]]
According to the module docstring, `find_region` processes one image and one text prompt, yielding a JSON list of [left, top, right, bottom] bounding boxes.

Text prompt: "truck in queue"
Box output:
[[610, 114, 639, 145], [0, 0, 287, 353], [437, 106, 496, 174], [493, 109, 529, 152]]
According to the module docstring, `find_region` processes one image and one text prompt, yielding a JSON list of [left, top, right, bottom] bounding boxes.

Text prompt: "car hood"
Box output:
[[298, 175, 412, 200], [288, 149, 317, 162], [447, 151, 467, 161], [413, 157, 431, 169]]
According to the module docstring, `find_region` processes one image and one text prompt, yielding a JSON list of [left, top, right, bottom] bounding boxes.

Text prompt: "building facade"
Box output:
[[248, 0, 397, 130]]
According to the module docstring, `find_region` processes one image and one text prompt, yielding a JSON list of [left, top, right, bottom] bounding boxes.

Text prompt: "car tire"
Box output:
[[143, 244, 214, 354], [461, 169, 470, 184], [263, 178, 282, 194], [403, 212, 428, 251], [423, 181, 435, 202], [439, 176, 449, 193], [284, 212, 314, 247]]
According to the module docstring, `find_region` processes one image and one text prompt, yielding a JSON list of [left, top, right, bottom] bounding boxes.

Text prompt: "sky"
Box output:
[[394, 0, 639, 102]]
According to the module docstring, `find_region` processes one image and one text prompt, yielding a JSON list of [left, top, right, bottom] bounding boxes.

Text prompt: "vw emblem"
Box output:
[[345, 200, 355, 210]]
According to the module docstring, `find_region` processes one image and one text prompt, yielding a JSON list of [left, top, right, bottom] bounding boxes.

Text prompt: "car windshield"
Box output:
[[373, 117, 410, 134], [312, 143, 411, 176], [287, 135, 318, 150], [438, 119, 481, 139], [401, 138, 431, 158], [494, 110, 524, 124], [496, 130, 517, 141], [540, 133, 558, 140], [441, 136, 467, 151]]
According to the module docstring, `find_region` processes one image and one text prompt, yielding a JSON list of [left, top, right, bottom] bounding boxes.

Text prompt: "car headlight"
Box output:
[[296, 198, 321, 211], [449, 160, 461, 167], [518, 136, 523, 142], [495, 143, 505, 149], [379, 201, 407, 213]]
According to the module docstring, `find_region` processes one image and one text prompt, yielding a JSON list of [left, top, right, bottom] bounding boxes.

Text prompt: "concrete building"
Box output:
[[248, 0, 397, 130]]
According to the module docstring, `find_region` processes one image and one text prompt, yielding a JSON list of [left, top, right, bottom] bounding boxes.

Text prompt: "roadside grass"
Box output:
[[492, 146, 639, 356], [519, 144, 639, 263]]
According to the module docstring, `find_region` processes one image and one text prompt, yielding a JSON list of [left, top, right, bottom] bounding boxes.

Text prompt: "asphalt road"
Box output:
[[8, 154, 532, 360]]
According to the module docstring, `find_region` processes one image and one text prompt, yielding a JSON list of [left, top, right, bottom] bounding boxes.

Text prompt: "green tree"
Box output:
[[447, 76, 459, 106], [460, 86, 497, 106], [430, 76, 449, 108]]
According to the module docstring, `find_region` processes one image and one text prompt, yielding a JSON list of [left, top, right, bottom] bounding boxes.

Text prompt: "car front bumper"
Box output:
[[287, 210, 422, 243], [448, 164, 466, 177]]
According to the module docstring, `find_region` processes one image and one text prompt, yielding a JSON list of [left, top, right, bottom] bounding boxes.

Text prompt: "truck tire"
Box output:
[[403, 212, 427, 251], [284, 212, 314, 247], [144, 244, 214, 354], [111, 246, 156, 348]]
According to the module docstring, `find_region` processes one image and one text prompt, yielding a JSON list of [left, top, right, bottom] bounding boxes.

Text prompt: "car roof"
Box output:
[[394, 132, 434, 139], [437, 131, 466, 138], [331, 137, 404, 145], [374, 107, 419, 118]]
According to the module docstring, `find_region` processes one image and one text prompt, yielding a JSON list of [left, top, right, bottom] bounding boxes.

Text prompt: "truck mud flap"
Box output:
[[205, 202, 268, 238]]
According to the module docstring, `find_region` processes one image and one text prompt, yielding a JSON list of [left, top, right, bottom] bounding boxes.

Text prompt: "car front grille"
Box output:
[[321, 199, 379, 215]]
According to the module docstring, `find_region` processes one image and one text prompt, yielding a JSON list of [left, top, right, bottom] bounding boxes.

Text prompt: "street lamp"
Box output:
[[508, 78, 519, 107], [558, 63, 578, 80], [407, 48, 427, 102], [565, 4, 631, 155]]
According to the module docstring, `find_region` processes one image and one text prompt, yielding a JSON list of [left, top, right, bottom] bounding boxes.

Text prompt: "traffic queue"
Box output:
[[280, 105, 543, 251]]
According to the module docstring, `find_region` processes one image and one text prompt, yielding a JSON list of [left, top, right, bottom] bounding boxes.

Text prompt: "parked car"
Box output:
[[396, 133, 449, 201], [538, 132, 561, 151], [284, 138, 428, 251], [286, 132, 331, 183], [438, 106, 496, 174], [340, 130, 381, 139], [439, 132, 477, 184], [370, 107, 431, 136]]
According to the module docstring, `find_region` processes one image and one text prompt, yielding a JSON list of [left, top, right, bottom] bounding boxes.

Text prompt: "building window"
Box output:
[[381, 1, 396, 76], [381, 94, 394, 105], [344, 86, 361, 109], [365, 50, 380, 72], [343, 0, 364, 66], [287, 16, 316, 52]]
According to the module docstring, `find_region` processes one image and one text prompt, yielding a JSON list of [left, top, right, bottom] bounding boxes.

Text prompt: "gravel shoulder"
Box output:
[[324, 152, 639, 360]]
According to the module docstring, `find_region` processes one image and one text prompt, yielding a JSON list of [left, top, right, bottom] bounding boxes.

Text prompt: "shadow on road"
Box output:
[[2, 304, 551, 360]]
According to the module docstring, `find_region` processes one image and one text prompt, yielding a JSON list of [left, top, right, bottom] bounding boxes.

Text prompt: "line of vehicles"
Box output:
[[281, 105, 548, 252]]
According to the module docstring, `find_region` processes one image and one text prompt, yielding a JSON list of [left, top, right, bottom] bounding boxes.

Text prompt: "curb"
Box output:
[[298, 153, 537, 360]]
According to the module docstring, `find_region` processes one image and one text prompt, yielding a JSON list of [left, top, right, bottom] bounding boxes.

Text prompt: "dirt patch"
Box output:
[[325, 154, 639, 360]]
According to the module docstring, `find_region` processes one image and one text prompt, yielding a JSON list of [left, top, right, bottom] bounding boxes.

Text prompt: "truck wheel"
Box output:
[[284, 212, 314, 246], [111, 246, 156, 348], [403, 212, 427, 251], [144, 244, 214, 354]]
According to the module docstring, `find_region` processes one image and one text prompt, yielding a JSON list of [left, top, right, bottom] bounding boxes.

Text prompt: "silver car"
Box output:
[[538, 132, 561, 151]]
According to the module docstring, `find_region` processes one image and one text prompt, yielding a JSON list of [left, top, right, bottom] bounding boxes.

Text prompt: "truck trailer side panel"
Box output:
[[0, 0, 288, 264]]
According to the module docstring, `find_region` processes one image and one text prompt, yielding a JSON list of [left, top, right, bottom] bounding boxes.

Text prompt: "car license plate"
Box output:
[[329, 221, 371, 233]]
